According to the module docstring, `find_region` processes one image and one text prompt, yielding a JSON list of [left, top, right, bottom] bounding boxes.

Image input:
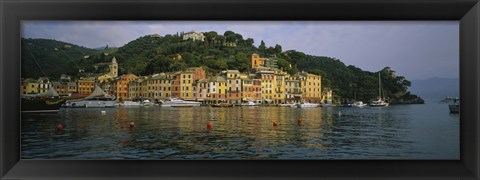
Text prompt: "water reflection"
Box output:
[[21, 103, 459, 159]]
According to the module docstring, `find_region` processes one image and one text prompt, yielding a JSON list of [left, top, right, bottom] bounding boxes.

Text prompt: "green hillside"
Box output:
[[21, 38, 119, 80], [21, 31, 423, 104]]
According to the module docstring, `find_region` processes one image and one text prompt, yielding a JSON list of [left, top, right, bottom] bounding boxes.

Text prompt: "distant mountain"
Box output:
[[409, 78, 459, 102]]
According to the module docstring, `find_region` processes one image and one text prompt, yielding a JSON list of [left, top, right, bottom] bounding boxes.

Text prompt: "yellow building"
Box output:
[[207, 76, 227, 104], [97, 57, 119, 93], [77, 77, 96, 95], [273, 69, 287, 104], [148, 73, 173, 101], [180, 71, 194, 100], [299, 72, 322, 103], [256, 69, 275, 104], [285, 75, 302, 103], [321, 88, 333, 104], [21, 78, 39, 94], [251, 53, 266, 68]]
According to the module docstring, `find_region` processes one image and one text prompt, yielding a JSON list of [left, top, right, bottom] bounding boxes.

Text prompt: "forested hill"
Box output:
[[21, 31, 423, 104]]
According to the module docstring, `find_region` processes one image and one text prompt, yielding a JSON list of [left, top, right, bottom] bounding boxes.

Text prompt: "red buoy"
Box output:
[[207, 122, 213, 129], [129, 122, 135, 128], [297, 117, 302, 125], [273, 121, 278, 127], [55, 123, 64, 131]]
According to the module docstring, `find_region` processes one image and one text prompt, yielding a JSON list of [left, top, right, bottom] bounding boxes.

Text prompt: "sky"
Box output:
[[21, 21, 459, 80]]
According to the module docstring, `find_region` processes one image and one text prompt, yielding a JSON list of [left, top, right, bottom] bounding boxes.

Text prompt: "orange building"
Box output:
[[114, 74, 138, 101], [170, 71, 182, 98]]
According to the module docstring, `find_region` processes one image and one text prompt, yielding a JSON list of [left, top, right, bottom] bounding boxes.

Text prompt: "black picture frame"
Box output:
[[1, 0, 479, 179]]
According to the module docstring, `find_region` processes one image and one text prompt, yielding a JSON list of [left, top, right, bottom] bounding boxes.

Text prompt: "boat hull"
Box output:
[[64, 100, 116, 108], [296, 103, 320, 108], [449, 105, 459, 113], [211, 103, 234, 107], [161, 103, 201, 107], [21, 98, 65, 113]]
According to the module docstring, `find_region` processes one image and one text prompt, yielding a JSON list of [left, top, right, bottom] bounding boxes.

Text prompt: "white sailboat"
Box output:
[[370, 73, 389, 107]]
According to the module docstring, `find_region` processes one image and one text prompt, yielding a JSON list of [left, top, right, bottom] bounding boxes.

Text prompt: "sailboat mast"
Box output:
[[378, 72, 381, 99]]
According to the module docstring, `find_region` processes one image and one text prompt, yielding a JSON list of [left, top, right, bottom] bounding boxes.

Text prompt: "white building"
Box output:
[[182, 31, 205, 41]]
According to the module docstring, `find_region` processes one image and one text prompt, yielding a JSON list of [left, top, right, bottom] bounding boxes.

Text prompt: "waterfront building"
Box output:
[[285, 75, 302, 104], [52, 81, 77, 96], [194, 79, 209, 103], [241, 78, 262, 103], [322, 88, 333, 104], [37, 77, 50, 93], [77, 77, 96, 95], [299, 72, 322, 103], [182, 31, 205, 41], [186, 67, 206, 80], [21, 78, 39, 94], [180, 71, 194, 100], [207, 76, 228, 104], [149, 73, 173, 101], [224, 70, 242, 104], [128, 76, 150, 100], [170, 71, 182, 98], [273, 69, 287, 104], [114, 73, 138, 101], [255, 68, 275, 104]]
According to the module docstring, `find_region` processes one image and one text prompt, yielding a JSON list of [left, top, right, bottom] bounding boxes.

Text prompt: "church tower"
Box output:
[[109, 57, 118, 77]]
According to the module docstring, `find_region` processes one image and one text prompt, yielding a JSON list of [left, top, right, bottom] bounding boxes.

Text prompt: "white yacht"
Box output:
[[241, 101, 259, 106], [160, 98, 201, 107], [142, 99, 155, 106], [278, 103, 296, 107], [122, 100, 141, 106], [295, 102, 320, 108]]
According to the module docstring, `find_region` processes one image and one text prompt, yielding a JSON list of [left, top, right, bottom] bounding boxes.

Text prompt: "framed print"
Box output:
[[1, 0, 479, 179]]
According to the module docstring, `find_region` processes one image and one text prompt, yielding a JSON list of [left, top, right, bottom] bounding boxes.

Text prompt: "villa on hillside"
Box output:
[[182, 31, 205, 41]]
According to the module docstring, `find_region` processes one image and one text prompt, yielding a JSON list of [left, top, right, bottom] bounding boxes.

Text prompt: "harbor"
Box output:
[[21, 103, 459, 159]]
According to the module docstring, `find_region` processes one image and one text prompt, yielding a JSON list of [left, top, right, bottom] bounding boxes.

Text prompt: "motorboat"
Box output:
[[211, 103, 234, 107], [160, 98, 201, 107], [142, 99, 155, 106], [352, 101, 367, 107], [122, 100, 141, 106], [295, 102, 320, 108], [278, 103, 296, 107], [241, 101, 259, 106]]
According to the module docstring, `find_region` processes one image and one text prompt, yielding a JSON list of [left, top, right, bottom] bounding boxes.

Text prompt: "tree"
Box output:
[[259, 40, 266, 49], [246, 38, 254, 46], [274, 44, 282, 54]]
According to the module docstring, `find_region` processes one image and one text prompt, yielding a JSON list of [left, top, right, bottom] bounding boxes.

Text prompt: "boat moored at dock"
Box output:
[[160, 98, 201, 107]]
